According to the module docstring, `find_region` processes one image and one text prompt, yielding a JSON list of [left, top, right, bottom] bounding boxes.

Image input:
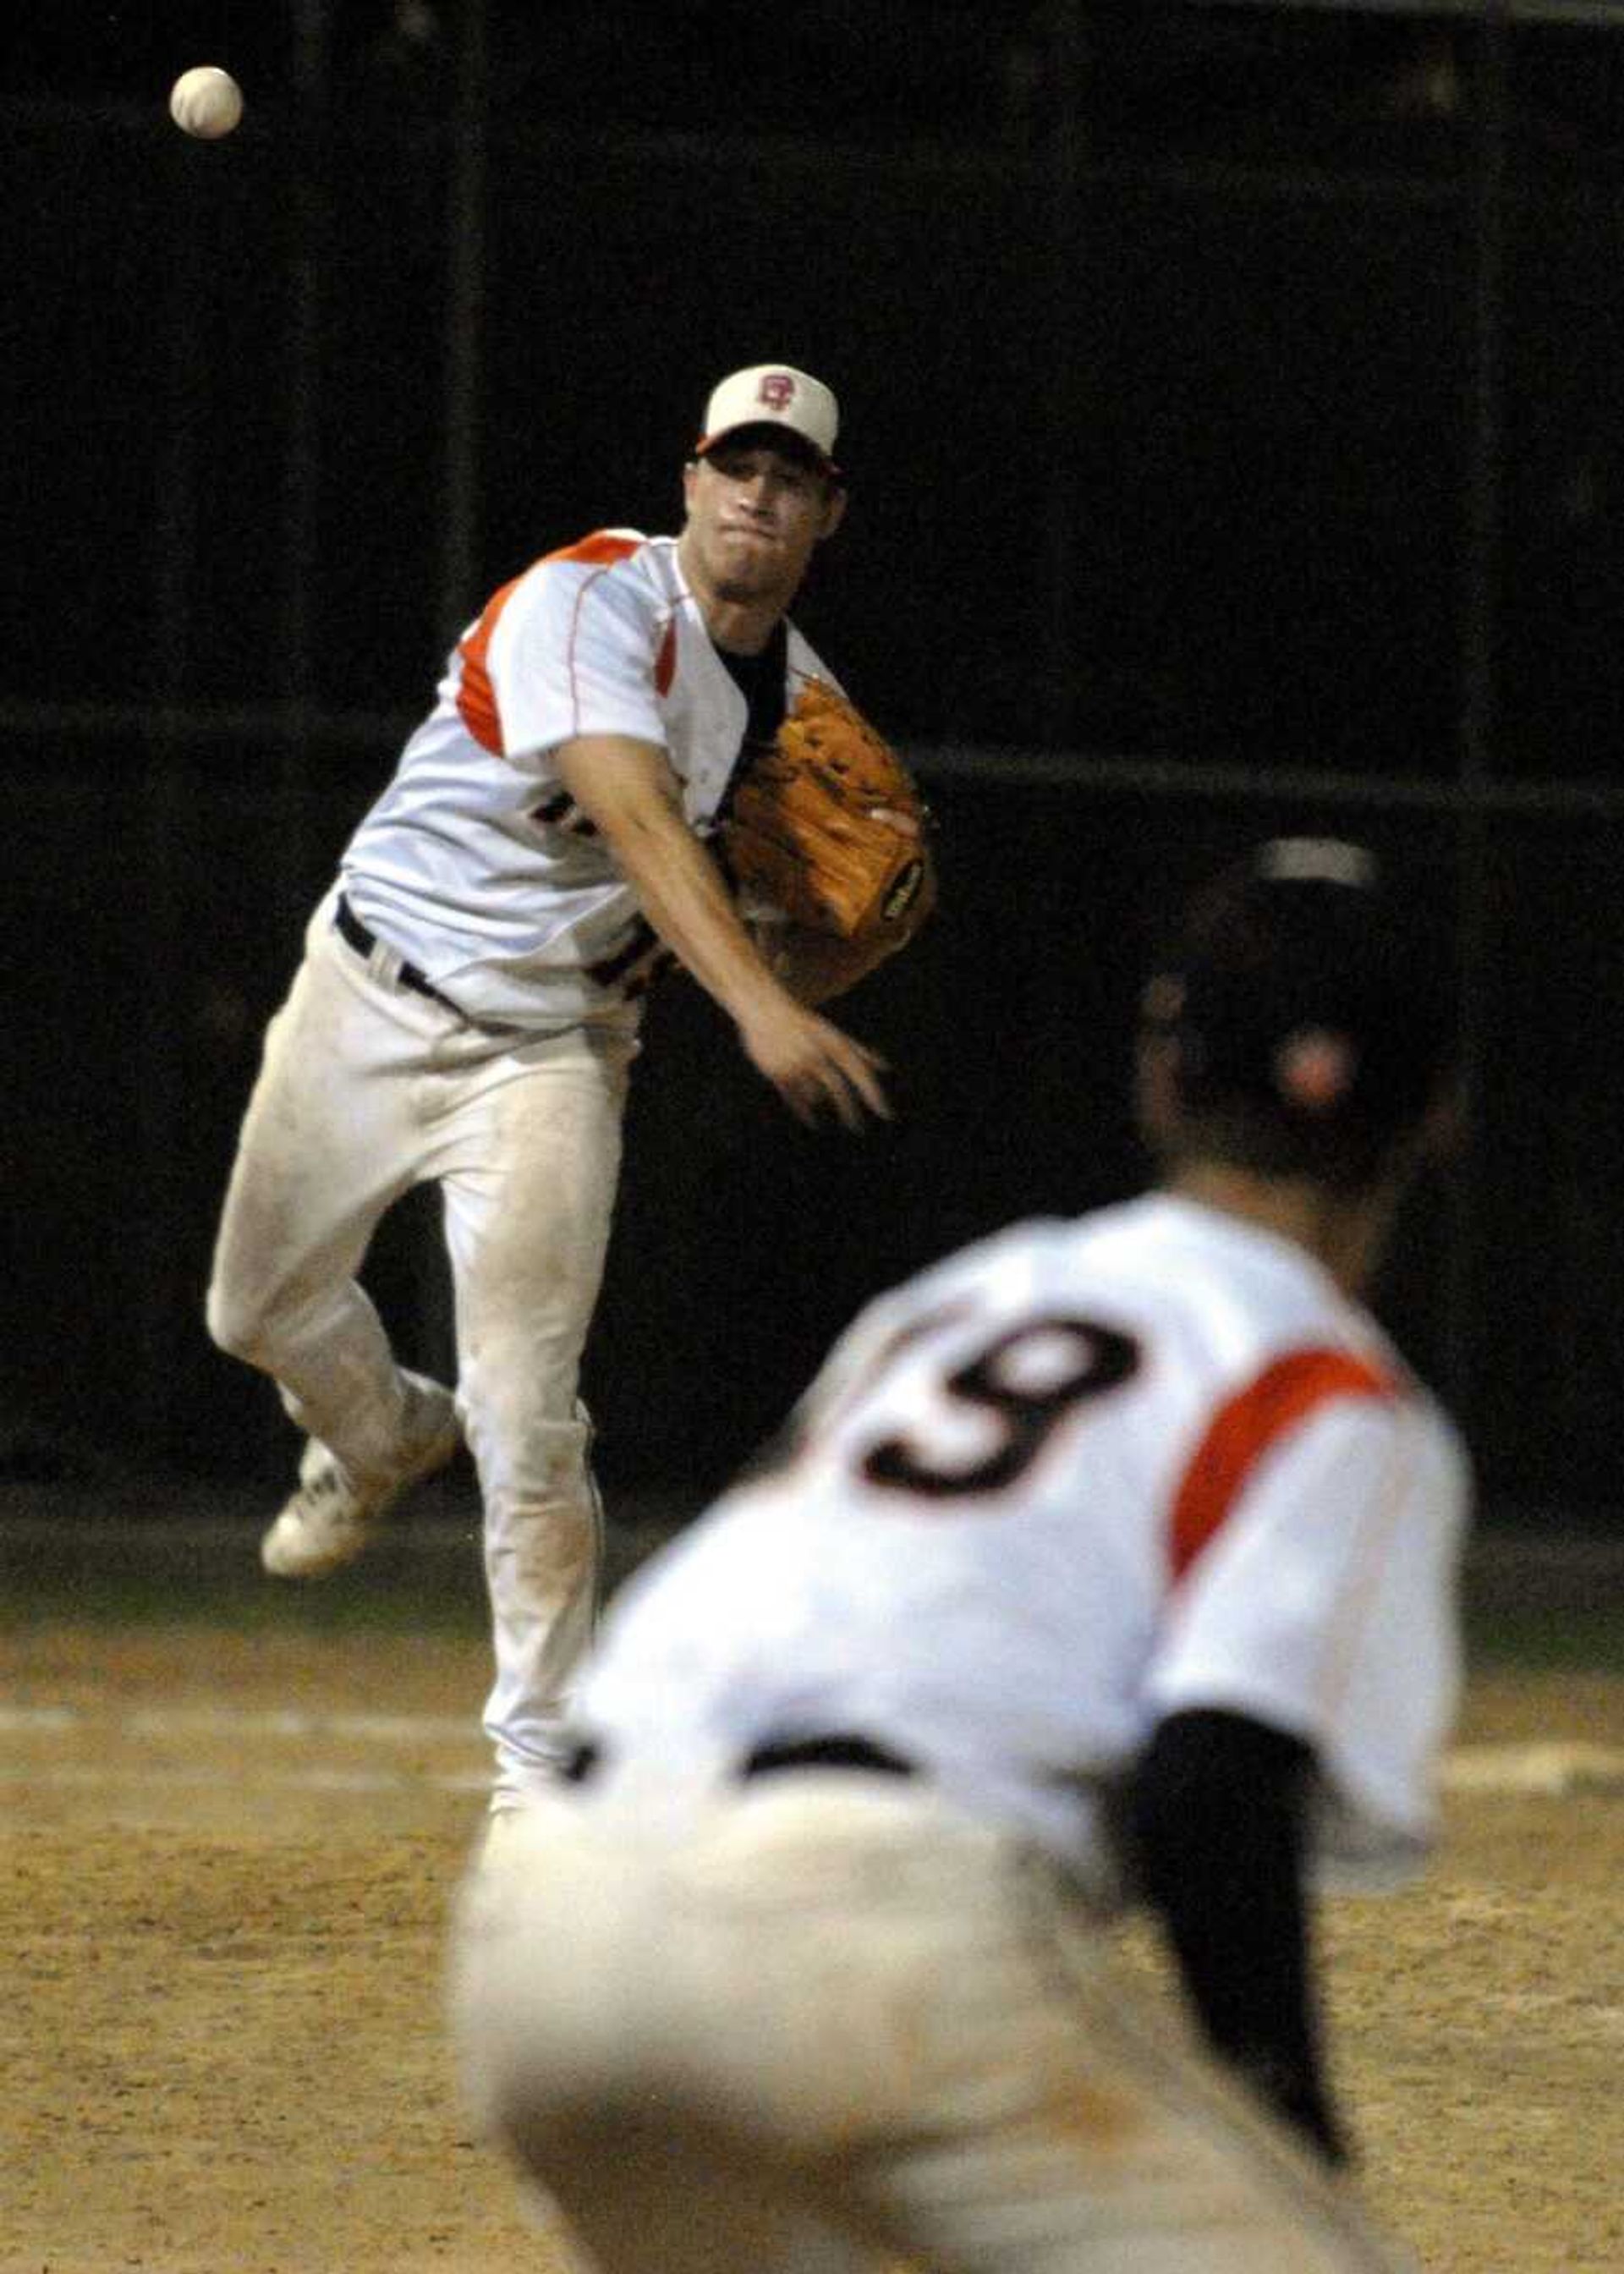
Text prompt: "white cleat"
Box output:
[[260, 1386, 459, 1579]]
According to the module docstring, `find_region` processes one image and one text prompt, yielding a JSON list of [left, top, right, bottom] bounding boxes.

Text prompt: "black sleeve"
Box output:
[[1122, 1706, 1351, 2167]]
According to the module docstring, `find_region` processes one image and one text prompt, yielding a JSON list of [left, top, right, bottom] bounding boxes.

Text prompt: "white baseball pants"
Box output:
[[448, 1773, 1421, 2274], [206, 893, 636, 1802]]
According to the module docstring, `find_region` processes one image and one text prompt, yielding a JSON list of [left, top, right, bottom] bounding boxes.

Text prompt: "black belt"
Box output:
[[560, 1733, 914, 1787], [334, 895, 462, 1015], [740, 1734, 914, 1780]]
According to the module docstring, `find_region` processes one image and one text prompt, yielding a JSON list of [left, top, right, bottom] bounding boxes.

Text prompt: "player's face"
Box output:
[[682, 440, 845, 606]]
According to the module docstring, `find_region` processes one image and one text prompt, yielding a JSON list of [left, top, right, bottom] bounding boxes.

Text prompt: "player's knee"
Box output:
[[204, 1275, 281, 1370], [461, 1342, 582, 1440], [471, 1414, 590, 1499]]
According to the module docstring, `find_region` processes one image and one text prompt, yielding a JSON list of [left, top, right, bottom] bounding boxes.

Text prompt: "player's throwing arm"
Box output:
[[549, 730, 907, 1129]]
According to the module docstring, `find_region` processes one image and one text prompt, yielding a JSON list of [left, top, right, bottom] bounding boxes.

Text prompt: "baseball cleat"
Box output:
[[260, 1384, 459, 1579]]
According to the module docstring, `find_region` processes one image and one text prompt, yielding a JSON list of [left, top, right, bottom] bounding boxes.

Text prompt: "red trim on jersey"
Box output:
[[456, 574, 521, 754], [564, 568, 611, 737], [454, 532, 646, 755], [545, 531, 645, 569], [1169, 1348, 1394, 1585]]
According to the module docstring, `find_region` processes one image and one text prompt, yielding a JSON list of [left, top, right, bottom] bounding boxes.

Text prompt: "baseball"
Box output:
[[169, 65, 244, 140]]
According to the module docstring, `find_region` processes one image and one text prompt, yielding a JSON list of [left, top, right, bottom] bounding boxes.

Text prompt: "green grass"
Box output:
[[3, 1473, 1620, 1669], [1462, 1599, 1624, 1672], [0, 1535, 485, 1634], [3, 1513, 1620, 1675], [0, 1508, 664, 1635]]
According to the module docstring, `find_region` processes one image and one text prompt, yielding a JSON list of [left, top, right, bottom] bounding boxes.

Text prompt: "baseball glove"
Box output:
[[721, 680, 932, 944]]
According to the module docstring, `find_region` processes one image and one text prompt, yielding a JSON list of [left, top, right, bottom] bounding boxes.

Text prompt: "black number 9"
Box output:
[[860, 1315, 1139, 1500]]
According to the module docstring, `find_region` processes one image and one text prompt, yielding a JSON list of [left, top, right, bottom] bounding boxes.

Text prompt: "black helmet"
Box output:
[[1141, 838, 1457, 1188]]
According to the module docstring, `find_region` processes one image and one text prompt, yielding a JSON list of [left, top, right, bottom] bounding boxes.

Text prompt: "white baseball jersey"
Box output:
[[340, 530, 837, 1028], [573, 1193, 1470, 1902]]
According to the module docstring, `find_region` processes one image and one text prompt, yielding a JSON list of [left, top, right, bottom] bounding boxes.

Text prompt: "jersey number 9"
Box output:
[[860, 1314, 1140, 1501]]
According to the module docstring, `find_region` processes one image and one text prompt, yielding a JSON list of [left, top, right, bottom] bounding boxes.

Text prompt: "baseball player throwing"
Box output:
[[450, 839, 1469, 2273], [206, 365, 908, 1811]]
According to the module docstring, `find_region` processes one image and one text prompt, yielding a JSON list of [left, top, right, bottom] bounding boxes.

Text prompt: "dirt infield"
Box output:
[[3, 1621, 1621, 2274]]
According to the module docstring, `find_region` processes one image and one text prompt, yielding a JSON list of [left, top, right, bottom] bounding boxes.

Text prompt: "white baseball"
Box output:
[[169, 66, 244, 140]]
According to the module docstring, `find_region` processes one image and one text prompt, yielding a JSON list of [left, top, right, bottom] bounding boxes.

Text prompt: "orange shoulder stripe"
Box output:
[[542, 531, 645, 568], [455, 532, 645, 755], [456, 572, 521, 753], [1170, 1348, 1395, 1585]]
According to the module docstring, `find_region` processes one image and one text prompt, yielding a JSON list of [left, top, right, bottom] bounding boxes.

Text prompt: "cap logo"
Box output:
[[757, 371, 797, 413], [1276, 1027, 1356, 1113]]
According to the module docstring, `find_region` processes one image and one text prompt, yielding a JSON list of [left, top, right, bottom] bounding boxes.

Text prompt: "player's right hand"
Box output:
[[737, 999, 892, 1129]]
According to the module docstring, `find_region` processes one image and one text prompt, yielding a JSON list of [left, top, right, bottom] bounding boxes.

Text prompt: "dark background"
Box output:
[[5, 1, 1623, 1530]]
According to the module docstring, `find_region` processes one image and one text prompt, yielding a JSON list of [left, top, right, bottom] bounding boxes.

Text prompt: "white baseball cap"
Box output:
[[694, 365, 840, 472]]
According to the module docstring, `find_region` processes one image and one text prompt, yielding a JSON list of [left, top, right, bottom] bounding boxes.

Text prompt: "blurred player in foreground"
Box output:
[[449, 838, 1469, 2274], [206, 365, 918, 1812]]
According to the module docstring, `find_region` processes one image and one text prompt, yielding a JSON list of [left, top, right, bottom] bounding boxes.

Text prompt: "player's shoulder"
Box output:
[[536, 527, 656, 571], [897, 1213, 1077, 1299], [952, 1194, 1185, 1297], [957, 1195, 1430, 1409], [508, 529, 670, 600], [1395, 1374, 1473, 1507], [863, 1205, 1143, 1326], [495, 531, 672, 637], [520, 527, 659, 590]]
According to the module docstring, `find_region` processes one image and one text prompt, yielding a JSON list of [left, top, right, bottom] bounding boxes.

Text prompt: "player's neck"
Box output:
[[707, 612, 776, 656], [694, 591, 780, 656], [1166, 1163, 1391, 1297], [677, 533, 786, 655]]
